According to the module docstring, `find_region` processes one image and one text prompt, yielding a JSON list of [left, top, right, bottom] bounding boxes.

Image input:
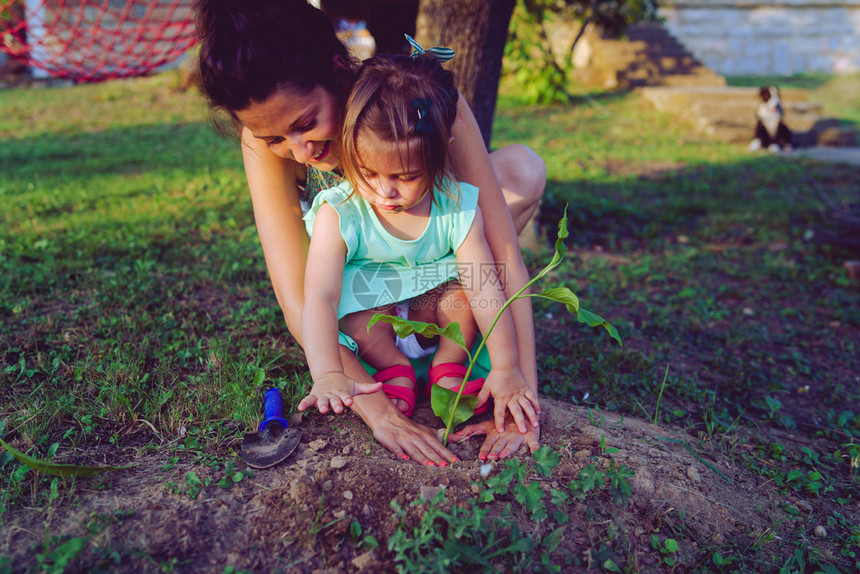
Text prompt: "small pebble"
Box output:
[[420, 485, 444, 501], [309, 439, 328, 452], [342, 446, 351, 455], [343, 490, 353, 501], [330, 455, 348, 469], [813, 525, 827, 538], [686, 465, 701, 483]]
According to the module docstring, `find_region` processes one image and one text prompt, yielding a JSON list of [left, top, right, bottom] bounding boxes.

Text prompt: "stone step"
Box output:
[[639, 85, 855, 145], [639, 86, 809, 112], [657, 72, 727, 88]]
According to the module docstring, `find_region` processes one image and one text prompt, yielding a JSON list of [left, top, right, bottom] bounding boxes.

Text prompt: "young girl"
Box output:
[[300, 52, 540, 435]]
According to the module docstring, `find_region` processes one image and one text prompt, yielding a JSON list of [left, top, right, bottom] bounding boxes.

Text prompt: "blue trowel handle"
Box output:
[[260, 388, 290, 432]]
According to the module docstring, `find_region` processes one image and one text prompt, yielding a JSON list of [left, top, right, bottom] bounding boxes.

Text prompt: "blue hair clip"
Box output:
[[412, 98, 433, 135], [404, 34, 455, 63]]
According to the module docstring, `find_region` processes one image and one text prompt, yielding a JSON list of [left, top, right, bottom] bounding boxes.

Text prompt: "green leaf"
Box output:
[[550, 488, 569, 506], [575, 464, 605, 494], [543, 526, 565, 553], [664, 538, 678, 553], [534, 205, 569, 280], [38, 536, 86, 574], [786, 470, 803, 483], [529, 289, 622, 347], [533, 446, 561, 477], [430, 384, 476, 429], [514, 481, 544, 509], [252, 366, 265, 387], [0, 437, 135, 478], [368, 314, 468, 352], [577, 306, 623, 347], [550, 205, 569, 261], [533, 287, 579, 312], [349, 519, 362, 540]]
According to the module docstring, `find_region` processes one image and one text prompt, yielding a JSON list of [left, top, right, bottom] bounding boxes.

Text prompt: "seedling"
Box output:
[[649, 535, 679, 567], [370, 207, 623, 443]]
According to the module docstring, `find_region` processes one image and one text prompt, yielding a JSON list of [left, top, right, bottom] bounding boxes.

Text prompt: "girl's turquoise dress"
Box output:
[[303, 178, 478, 319], [302, 173, 491, 379]]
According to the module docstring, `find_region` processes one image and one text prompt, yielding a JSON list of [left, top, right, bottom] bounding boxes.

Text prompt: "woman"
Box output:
[[194, 0, 544, 465]]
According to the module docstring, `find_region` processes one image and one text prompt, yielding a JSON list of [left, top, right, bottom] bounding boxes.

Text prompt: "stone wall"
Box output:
[[660, 0, 860, 76]]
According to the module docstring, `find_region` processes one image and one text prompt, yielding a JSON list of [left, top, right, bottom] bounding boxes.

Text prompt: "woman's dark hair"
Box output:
[[341, 53, 460, 203], [194, 0, 354, 115]]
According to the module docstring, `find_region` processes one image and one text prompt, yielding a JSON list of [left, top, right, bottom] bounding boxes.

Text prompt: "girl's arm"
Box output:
[[300, 204, 381, 413], [455, 207, 539, 434], [448, 96, 539, 401]]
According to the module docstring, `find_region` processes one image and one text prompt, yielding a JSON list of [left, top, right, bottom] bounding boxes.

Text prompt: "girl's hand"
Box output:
[[298, 373, 382, 414], [449, 416, 541, 460], [478, 367, 540, 434]]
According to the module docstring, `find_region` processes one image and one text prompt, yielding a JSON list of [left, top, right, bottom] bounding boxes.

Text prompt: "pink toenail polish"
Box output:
[[401, 454, 409, 460], [426, 461, 436, 467]]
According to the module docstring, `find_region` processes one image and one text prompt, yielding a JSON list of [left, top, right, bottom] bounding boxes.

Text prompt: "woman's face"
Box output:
[[236, 83, 341, 171]]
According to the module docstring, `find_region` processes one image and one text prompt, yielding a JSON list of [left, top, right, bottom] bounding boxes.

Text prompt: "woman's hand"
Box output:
[[449, 415, 541, 461], [349, 390, 457, 467], [298, 373, 382, 414], [479, 367, 541, 435]]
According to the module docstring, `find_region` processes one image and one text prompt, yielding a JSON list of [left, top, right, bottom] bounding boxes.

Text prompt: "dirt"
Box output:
[[2, 395, 855, 573]]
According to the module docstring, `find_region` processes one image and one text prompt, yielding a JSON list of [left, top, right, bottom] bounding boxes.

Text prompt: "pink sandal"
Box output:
[[426, 363, 489, 415], [373, 364, 417, 417]]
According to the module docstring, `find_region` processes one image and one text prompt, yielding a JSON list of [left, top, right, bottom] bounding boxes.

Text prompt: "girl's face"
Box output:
[[236, 83, 341, 171], [354, 132, 430, 215]]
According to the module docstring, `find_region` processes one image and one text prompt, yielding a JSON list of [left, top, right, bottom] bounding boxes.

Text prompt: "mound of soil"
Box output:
[[3, 398, 851, 572]]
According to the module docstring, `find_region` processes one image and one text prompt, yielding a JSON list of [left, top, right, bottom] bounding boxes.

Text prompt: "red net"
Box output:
[[0, 0, 197, 82]]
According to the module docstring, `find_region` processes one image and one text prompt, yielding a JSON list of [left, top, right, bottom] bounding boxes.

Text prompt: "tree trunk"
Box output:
[[415, 0, 515, 148]]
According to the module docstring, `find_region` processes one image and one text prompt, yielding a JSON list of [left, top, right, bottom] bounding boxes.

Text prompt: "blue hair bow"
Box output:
[[404, 34, 455, 63], [411, 98, 433, 135]]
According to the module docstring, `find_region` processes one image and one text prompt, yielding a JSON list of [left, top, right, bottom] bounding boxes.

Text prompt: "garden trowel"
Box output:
[[240, 388, 302, 469]]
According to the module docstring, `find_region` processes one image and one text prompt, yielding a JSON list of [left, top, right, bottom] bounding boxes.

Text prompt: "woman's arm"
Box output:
[[241, 127, 312, 341], [448, 95, 539, 399], [455, 207, 539, 434]]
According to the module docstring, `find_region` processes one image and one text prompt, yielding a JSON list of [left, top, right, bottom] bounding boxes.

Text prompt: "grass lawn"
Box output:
[[1, 71, 859, 572]]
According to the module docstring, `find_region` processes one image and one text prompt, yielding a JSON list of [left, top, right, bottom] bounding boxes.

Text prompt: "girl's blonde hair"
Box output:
[[341, 53, 459, 203]]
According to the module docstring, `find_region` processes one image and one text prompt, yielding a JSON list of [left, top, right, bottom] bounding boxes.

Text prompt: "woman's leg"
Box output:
[[340, 307, 413, 414], [489, 143, 546, 235]]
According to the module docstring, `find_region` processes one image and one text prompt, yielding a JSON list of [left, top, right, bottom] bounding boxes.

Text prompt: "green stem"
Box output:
[[441, 269, 546, 444]]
